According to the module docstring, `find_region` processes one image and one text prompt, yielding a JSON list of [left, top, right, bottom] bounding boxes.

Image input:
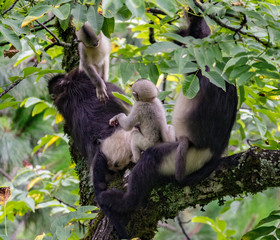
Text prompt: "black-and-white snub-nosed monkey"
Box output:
[[76, 22, 111, 102], [96, 12, 238, 239]]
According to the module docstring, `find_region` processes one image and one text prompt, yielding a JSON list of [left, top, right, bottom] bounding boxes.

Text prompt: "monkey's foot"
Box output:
[[96, 86, 109, 103], [98, 188, 127, 212]]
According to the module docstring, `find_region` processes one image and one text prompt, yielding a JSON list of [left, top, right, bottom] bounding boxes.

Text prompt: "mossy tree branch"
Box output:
[[85, 148, 280, 240]]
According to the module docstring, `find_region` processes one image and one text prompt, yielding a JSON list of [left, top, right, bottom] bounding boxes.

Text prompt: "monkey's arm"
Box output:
[[175, 137, 189, 182], [102, 56, 110, 82], [109, 106, 139, 131]]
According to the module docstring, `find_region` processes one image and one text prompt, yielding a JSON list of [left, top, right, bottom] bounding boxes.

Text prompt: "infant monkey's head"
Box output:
[[132, 79, 158, 102]]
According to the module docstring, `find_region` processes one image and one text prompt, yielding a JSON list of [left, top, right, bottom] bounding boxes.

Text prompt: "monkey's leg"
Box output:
[[175, 137, 189, 183], [83, 63, 109, 102], [103, 56, 110, 82], [130, 132, 142, 163]]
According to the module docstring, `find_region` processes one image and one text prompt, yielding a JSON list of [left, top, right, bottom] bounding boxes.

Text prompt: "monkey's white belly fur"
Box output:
[[159, 147, 212, 176], [101, 129, 132, 171]]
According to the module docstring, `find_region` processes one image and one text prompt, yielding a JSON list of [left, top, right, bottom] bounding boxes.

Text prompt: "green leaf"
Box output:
[[149, 64, 159, 84], [24, 197, 35, 212], [254, 117, 267, 138], [256, 214, 280, 228], [21, 97, 42, 108], [204, 71, 226, 91], [116, 4, 132, 20], [71, 4, 87, 30], [182, 74, 200, 99], [0, 235, 9, 240], [193, 47, 206, 72], [242, 226, 276, 239], [260, 235, 277, 240], [23, 67, 40, 77], [0, 101, 20, 110], [32, 102, 49, 116], [21, 5, 51, 27], [135, 63, 149, 79], [125, 0, 145, 18], [102, 17, 115, 38], [0, 25, 21, 50], [158, 91, 172, 101], [275, 228, 280, 238], [112, 92, 133, 106], [87, 6, 104, 34], [154, 0, 178, 16], [237, 72, 255, 85], [102, 0, 123, 18], [145, 42, 180, 54], [120, 62, 134, 84], [52, 4, 70, 20]]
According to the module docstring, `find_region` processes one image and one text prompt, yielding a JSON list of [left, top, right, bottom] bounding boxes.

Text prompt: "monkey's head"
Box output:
[[76, 21, 101, 48], [132, 79, 158, 102]]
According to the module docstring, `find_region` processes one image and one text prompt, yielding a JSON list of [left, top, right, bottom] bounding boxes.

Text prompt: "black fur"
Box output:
[[97, 14, 238, 239], [48, 68, 132, 238], [48, 68, 130, 160]]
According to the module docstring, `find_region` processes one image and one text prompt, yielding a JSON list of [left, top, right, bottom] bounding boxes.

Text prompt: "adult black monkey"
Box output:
[[97, 12, 238, 239], [48, 68, 132, 179], [48, 68, 134, 238]]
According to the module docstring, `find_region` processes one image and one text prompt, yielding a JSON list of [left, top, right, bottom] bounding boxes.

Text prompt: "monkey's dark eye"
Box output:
[[93, 40, 99, 47], [114, 163, 119, 168], [50, 93, 56, 100], [133, 91, 138, 101]]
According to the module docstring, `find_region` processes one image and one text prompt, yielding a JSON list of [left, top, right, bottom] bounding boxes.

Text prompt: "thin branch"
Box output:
[[193, 0, 271, 47], [1, 0, 20, 16], [177, 215, 191, 240], [54, 196, 77, 210], [0, 168, 12, 181], [34, 15, 55, 27], [149, 21, 156, 44], [0, 79, 22, 98], [35, 20, 70, 47]]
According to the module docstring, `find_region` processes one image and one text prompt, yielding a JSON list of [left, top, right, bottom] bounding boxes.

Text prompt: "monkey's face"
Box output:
[[48, 74, 69, 102]]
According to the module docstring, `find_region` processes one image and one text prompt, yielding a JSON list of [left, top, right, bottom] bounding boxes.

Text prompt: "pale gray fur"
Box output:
[[109, 79, 175, 163], [163, 91, 212, 176], [76, 22, 111, 102], [101, 129, 133, 171]]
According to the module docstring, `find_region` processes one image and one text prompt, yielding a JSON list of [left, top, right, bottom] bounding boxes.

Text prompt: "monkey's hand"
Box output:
[[96, 83, 109, 103], [109, 116, 119, 126]]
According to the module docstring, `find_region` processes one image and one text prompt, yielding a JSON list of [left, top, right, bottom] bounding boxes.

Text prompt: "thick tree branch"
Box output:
[[193, 0, 271, 47], [89, 148, 280, 239]]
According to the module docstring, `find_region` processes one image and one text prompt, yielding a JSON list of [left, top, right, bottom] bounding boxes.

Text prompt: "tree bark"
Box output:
[[83, 147, 280, 240]]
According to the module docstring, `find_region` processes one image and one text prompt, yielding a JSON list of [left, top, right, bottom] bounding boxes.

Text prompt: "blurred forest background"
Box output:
[[0, 0, 280, 239]]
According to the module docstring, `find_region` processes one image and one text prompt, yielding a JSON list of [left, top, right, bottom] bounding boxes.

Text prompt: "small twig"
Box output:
[[0, 79, 22, 98], [149, 21, 156, 44], [147, 8, 166, 15], [1, 0, 20, 16], [35, 20, 70, 47], [192, 0, 270, 47], [34, 16, 55, 27], [158, 221, 178, 232], [177, 215, 191, 240], [0, 168, 12, 181], [54, 196, 77, 210]]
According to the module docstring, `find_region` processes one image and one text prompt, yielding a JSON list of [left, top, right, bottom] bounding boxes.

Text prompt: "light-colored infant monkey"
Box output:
[[76, 22, 111, 102], [109, 79, 175, 163]]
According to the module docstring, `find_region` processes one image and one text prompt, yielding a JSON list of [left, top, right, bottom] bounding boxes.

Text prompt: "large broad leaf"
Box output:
[[112, 92, 133, 106], [87, 6, 104, 34], [116, 4, 132, 20], [242, 226, 276, 240], [149, 64, 159, 84], [182, 74, 200, 99], [102, 17, 115, 38], [102, 0, 124, 18], [145, 42, 180, 54], [125, 0, 145, 18], [52, 4, 71, 20], [21, 5, 51, 27], [204, 71, 226, 91], [71, 4, 87, 30], [0, 25, 21, 50], [154, 0, 178, 16], [120, 62, 134, 84]]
